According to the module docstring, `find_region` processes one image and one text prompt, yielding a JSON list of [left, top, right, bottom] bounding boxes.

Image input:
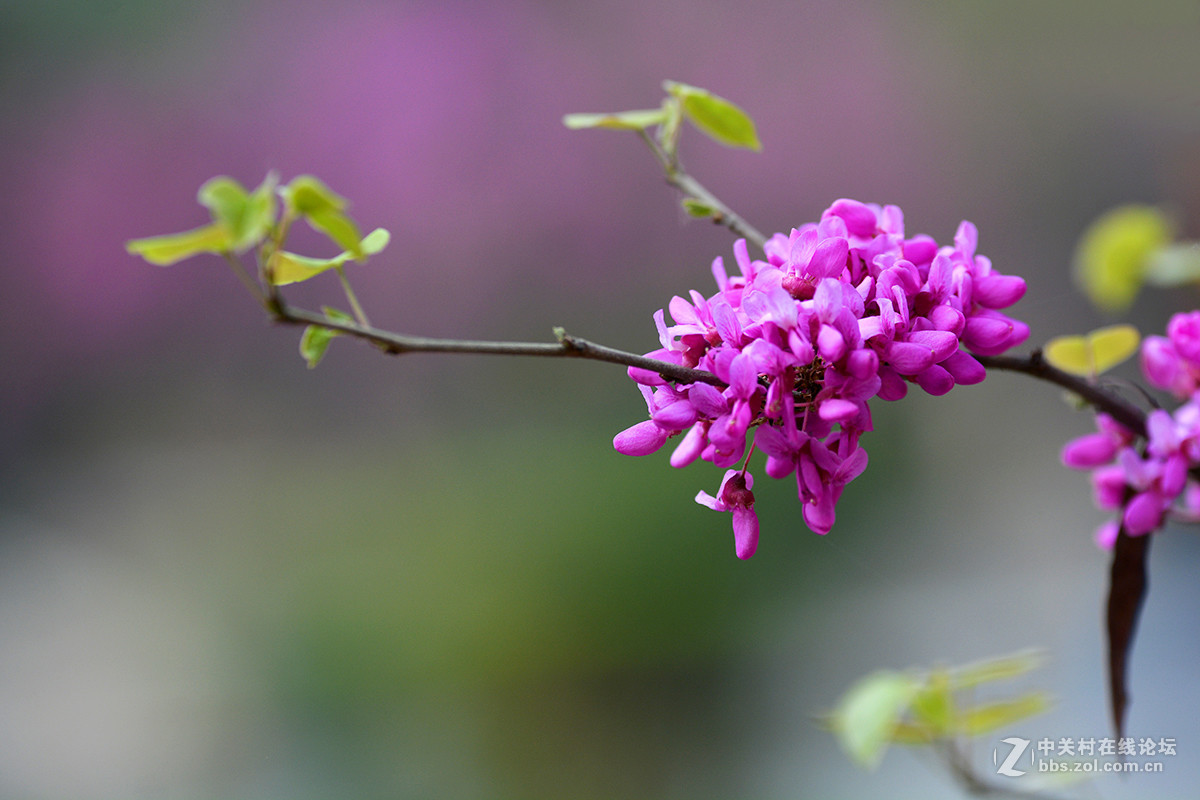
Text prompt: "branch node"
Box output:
[[556, 329, 586, 354]]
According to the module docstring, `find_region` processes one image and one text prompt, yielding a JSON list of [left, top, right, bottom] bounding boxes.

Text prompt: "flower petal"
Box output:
[[651, 399, 698, 431], [695, 489, 723, 511], [940, 350, 986, 385], [803, 493, 836, 534], [689, 383, 728, 418], [1123, 491, 1164, 535], [973, 274, 1026, 309], [670, 422, 707, 468], [884, 340, 935, 374], [914, 364, 954, 396], [825, 198, 877, 238], [732, 507, 760, 559], [907, 329, 959, 363], [818, 398, 859, 422], [613, 420, 668, 456], [1061, 433, 1118, 469], [1094, 520, 1120, 550]]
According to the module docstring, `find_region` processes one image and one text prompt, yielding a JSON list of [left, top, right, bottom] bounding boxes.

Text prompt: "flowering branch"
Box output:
[[126, 80, 1199, 783], [273, 299, 1154, 447]]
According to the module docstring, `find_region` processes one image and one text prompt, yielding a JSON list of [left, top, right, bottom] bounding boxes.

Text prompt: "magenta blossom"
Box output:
[[1062, 316, 1200, 548], [615, 199, 1028, 556], [1141, 310, 1200, 400], [695, 470, 759, 559]]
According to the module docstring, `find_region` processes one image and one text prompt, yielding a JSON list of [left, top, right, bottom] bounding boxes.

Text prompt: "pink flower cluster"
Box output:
[[1063, 311, 1200, 548], [614, 199, 1028, 558]]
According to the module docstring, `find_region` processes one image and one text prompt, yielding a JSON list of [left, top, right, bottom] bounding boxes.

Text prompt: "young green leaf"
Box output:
[[908, 669, 954, 738], [125, 223, 233, 265], [266, 227, 390, 285], [299, 325, 337, 369], [562, 108, 668, 130], [279, 174, 348, 215], [1144, 242, 1200, 287], [197, 176, 249, 228], [831, 670, 919, 769], [681, 198, 717, 218], [240, 173, 279, 249], [950, 649, 1044, 691], [127, 173, 280, 265], [887, 720, 937, 745], [196, 173, 278, 252], [1043, 325, 1140, 378], [308, 207, 364, 259], [656, 96, 683, 158], [662, 80, 761, 151], [358, 227, 391, 255], [280, 175, 364, 259], [961, 692, 1051, 736], [1073, 205, 1173, 311], [268, 250, 350, 285], [299, 306, 355, 369]]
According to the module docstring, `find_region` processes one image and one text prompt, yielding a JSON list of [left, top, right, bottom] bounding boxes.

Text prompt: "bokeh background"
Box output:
[[2, 1, 1200, 797]]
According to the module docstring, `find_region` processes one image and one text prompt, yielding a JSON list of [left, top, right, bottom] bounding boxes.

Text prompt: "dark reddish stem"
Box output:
[[977, 351, 1148, 438]]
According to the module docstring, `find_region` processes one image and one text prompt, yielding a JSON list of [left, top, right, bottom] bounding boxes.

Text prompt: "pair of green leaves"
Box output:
[[269, 176, 390, 285], [1042, 323, 1140, 378], [127, 174, 394, 370], [1074, 205, 1200, 311], [564, 81, 760, 224], [828, 650, 1050, 770], [563, 79, 762, 154], [126, 174, 391, 287], [126, 174, 279, 266]]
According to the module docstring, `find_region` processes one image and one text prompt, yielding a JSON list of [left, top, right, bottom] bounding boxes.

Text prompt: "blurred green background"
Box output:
[[2, 1, 1200, 797]]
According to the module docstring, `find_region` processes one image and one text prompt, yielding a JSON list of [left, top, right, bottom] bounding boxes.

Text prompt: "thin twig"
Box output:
[[665, 168, 768, 249], [222, 252, 266, 305], [978, 352, 1147, 438], [636, 129, 768, 249], [942, 740, 1076, 800], [272, 303, 725, 387], [335, 266, 370, 326]]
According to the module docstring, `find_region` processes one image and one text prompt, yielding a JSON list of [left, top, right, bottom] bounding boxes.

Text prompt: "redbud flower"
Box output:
[[1141, 310, 1200, 399], [1062, 333, 1200, 548], [696, 470, 759, 559], [616, 199, 1027, 556]]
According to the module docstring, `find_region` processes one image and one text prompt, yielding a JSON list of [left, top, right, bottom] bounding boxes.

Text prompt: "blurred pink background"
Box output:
[[2, 2, 1199, 797]]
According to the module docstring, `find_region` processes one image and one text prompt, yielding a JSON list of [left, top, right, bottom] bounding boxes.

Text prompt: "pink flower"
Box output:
[[1141, 311, 1200, 399], [696, 470, 759, 559], [1062, 397, 1200, 548], [1167, 311, 1200, 362], [1061, 414, 1134, 469], [615, 199, 1027, 555]]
